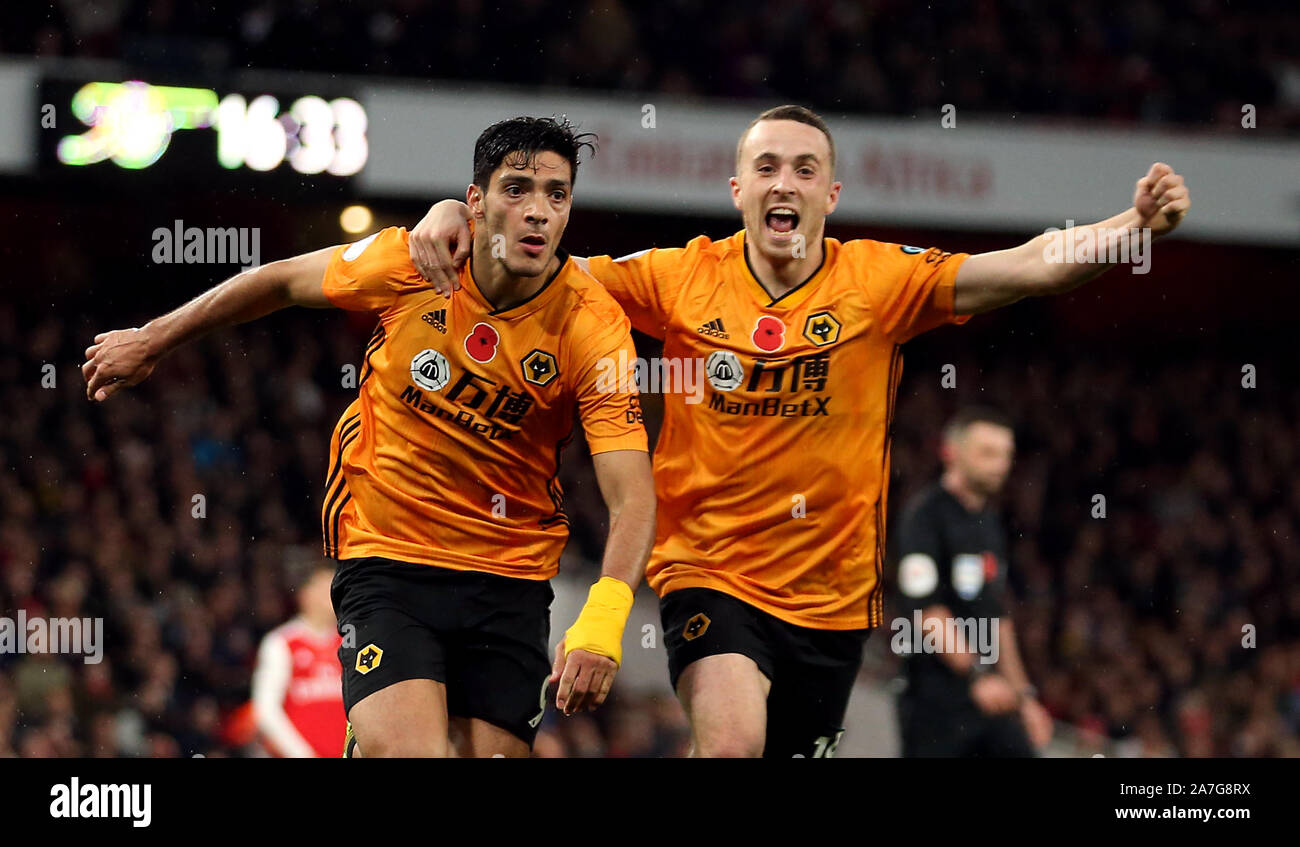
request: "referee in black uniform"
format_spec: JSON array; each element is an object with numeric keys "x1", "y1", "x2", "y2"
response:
[{"x1": 892, "y1": 407, "x2": 1052, "y2": 757}]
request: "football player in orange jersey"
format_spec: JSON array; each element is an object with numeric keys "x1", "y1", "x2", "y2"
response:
[
  {"x1": 82, "y1": 117, "x2": 657, "y2": 758},
  {"x1": 413, "y1": 104, "x2": 1190, "y2": 758}
]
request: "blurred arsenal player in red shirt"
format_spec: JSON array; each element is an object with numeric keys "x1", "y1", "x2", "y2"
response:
[{"x1": 252, "y1": 560, "x2": 346, "y2": 757}]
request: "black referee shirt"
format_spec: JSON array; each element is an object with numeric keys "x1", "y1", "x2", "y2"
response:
[{"x1": 892, "y1": 481, "x2": 1010, "y2": 698}]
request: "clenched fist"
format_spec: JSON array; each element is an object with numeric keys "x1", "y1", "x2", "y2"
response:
[
  {"x1": 1133, "y1": 162, "x2": 1190, "y2": 236},
  {"x1": 83, "y1": 327, "x2": 159, "y2": 402}
]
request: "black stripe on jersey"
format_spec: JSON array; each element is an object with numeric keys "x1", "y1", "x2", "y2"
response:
[
  {"x1": 324, "y1": 424, "x2": 363, "y2": 556},
  {"x1": 325, "y1": 446, "x2": 361, "y2": 558},
  {"x1": 321, "y1": 413, "x2": 362, "y2": 555},
  {"x1": 869, "y1": 344, "x2": 904, "y2": 627},
  {"x1": 358, "y1": 325, "x2": 387, "y2": 386},
  {"x1": 322, "y1": 414, "x2": 362, "y2": 508},
  {"x1": 360, "y1": 322, "x2": 384, "y2": 362},
  {"x1": 539, "y1": 427, "x2": 575, "y2": 528},
  {"x1": 323, "y1": 471, "x2": 355, "y2": 557},
  {"x1": 330, "y1": 492, "x2": 353, "y2": 558}
]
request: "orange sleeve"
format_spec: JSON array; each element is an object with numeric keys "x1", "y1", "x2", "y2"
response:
[
  {"x1": 584, "y1": 247, "x2": 688, "y2": 340},
  {"x1": 322, "y1": 227, "x2": 428, "y2": 314},
  {"x1": 568, "y1": 298, "x2": 649, "y2": 456},
  {"x1": 855, "y1": 242, "x2": 972, "y2": 344}
]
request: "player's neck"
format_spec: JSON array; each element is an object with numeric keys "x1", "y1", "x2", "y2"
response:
[
  {"x1": 942, "y1": 470, "x2": 988, "y2": 513},
  {"x1": 469, "y1": 240, "x2": 557, "y2": 312},
  {"x1": 744, "y1": 234, "x2": 825, "y2": 299}
]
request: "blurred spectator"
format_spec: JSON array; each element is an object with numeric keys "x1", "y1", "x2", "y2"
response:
[
  {"x1": 250, "y1": 556, "x2": 344, "y2": 757},
  {"x1": 2, "y1": 1, "x2": 1297, "y2": 132}
]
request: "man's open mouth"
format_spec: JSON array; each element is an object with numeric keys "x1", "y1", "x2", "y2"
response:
[
  {"x1": 766, "y1": 208, "x2": 799, "y2": 234},
  {"x1": 519, "y1": 234, "x2": 546, "y2": 255}
]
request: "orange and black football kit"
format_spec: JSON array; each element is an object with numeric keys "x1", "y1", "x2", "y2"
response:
[
  {"x1": 323, "y1": 227, "x2": 645, "y2": 744},
  {"x1": 587, "y1": 231, "x2": 970, "y2": 756}
]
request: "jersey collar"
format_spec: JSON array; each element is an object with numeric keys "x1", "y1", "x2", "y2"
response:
[
  {"x1": 733, "y1": 230, "x2": 833, "y2": 311},
  {"x1": 461, "y1": 248, "x2": 570, "y2": 320}
]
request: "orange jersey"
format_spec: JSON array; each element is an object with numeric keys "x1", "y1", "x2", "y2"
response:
[
  {"x1": 587, "y1": 232, "x2": 969, "y2": 629},
  {"x1": 320, "y1": 227, "x2": 646, "y2": 580}
]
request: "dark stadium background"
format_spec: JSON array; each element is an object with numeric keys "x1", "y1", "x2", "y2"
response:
[{"x1": 1, "y1": 0, "x2": 1298, "y2": 758}]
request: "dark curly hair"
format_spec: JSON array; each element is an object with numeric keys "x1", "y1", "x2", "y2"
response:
[{"x1": 472, "y1": 116, "x2": 597, "y2": 188}]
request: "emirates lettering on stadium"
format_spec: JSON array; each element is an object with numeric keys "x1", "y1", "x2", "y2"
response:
[{"x1": 858, "y1": 145, "x2": 993, "y2": 199}]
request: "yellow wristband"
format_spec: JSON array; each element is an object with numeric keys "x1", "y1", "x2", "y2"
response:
[{"x1": 563, "y1": 577, "x2": 635, "y2": 666}]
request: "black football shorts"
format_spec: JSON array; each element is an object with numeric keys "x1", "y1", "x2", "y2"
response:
[
  {"x1": 660, "y1": 587, "x2": 870, "y2": 758},
  {"x1": 331, "y1": 556, "x2": 553, "y2": 747}
]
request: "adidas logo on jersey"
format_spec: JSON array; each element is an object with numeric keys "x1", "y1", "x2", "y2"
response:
[
  {"x1": 422, "y1": 309, "x2": 447, "y2": 333},
  {"x1": 697, "y1": 317, "x2": 729, "y2": 338}
]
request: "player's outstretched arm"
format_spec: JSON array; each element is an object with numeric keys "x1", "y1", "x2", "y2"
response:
[
  {"x1": 82, "y1": 247, "x2": 337, "y2": 402},
  {"x1": 550, "y1": 448, "x2": 656, "y2": 715},
  {"x1": 953, "y1": 162, "x2": 1190, "y2": 315}
]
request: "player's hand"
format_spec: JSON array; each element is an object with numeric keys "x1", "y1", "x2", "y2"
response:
[
  {"x1": 549, "y1": 637, "x2": 617, "y2": 716},
  {"x1": 970, "y1": 673, "x2": 1020, "y2": 715},
  {"x1": 83, "y1": 327, "x2": 159, "y2": 402},
  {"x1": 1132, "y1": 162, "x2": 1190, "y2": 236},
  {"x1": 1020, "y1": 698, "x2": 1053, "y2": 750},
  {"x1": 410, "y1": 200, "x2": 472, "y2": 296}
]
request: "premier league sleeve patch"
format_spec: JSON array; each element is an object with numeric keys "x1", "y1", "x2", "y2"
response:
[{"x1": 951, "y1": 554, "x2": 986, "y2": 600}]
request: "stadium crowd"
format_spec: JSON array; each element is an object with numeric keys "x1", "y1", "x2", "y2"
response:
[
  {"x1": 0, "y1": 296, "x2": 1296, "y2": 757},
  {"x1": 5, "y1": 0, "x2": 1299, "y2": 131}
]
